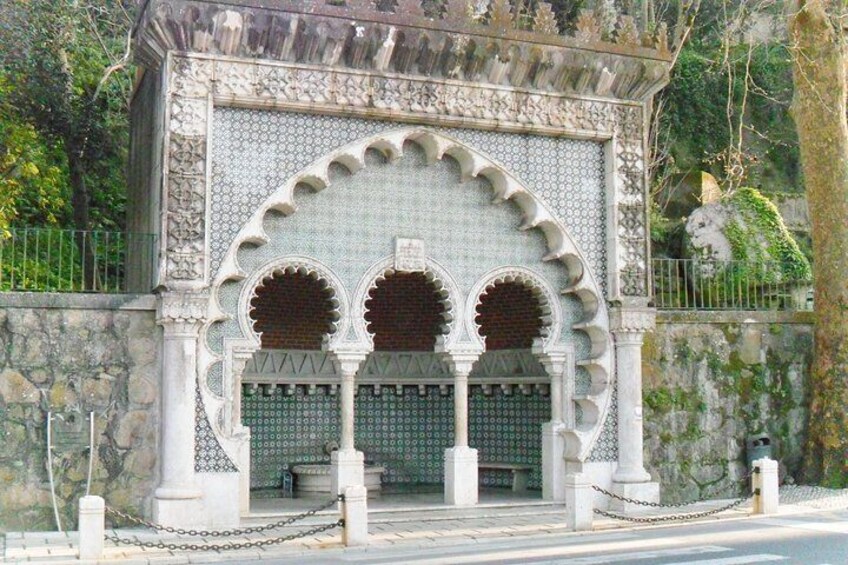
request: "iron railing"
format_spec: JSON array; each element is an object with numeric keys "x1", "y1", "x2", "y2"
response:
[
  {"x1": 652, "y1": 258, "x2": 813, "y2": 311},
  {"x1": 0, "y1": 228, "x2": 157, "y2": 293}
]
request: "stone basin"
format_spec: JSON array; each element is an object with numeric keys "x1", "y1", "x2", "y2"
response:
[{"x1": 291, "y1": 463, "x2": 385, "y2": 495}]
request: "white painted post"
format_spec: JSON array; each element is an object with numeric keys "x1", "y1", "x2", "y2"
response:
[
  {"x1": 564, "y1": 473, "x2": 593, "y2": 531},
  {"x1": 78, "y1": 495, "x2": 105, "y2": 560},
  {"x1": 752, "y1": 458, "x2": 779, "y2": 514},
  {"x1": 342, "y1": 485, "x2": 368, "y2": 547}
]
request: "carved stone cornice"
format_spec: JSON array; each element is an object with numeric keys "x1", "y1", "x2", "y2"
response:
[{"x1": 134, "y1": 0, "x2": 671, "y2": 103}]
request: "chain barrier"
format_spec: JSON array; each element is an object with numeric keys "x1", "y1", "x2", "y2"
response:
[
  {"x1": 105, "y1": 519, "x2": 344, "y2": 552},
  {"x1": 591, "y1": 468, "x2": 757, "y2": 510},
  {"x1": 105, "y1": 494, "x2": 342, "y2": 537},
  {"x1": 593, "y1": 495, "x2": 752, "y2": 524}
]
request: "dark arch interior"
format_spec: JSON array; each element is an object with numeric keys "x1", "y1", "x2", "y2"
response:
[
  {"x1": 249, "y1": 272, "x2": 336, "y2": 350},
  {"x1": 364, "y1": 272, "x2": 446, "y2": 351},
  {"x1": 475, "y1": 282, "x2": 544, "y2": 350}
]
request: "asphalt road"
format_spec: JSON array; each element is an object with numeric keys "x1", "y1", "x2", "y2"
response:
[{"x1": 260, "y1": 510, "x2": 848, "y2": 565}]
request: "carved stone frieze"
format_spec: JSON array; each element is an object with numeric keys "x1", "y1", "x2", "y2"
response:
[
  {"x1": 136, "y1": 2, "x2": 671, "y2": 102},
  {"x1": 170, "y1": 97, "x2": 208, "y2": 136},
  {"x1": 168, "y1": 177, "x2": 206, "y2": 213},
  {"x1": 609, "y1": 306, "x2": 656, "y2": 335},
  {"x1": 214, "y1": 61, "x2": 256, "y2": 97},
  {"x1": 166, "y1": 212, "x2": 205, "y2": 254},
  {"x1": 168, "y1": 134, "x2": 206, "y2": 177},
  {"x1": 167, "y1": 254, "x2": 205, "y2": 281},
  {"x1": 157, "y1": 290, "x2": 210, "y2": 335},
  {"x1": 168, "y1": 54, "x2": 653, "y2": 295}
]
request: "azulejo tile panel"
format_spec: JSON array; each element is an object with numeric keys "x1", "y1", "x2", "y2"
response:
[
  {"x1": 195, "y1": 387, "x2": 237, "y2": 473},
  {"x1": 209, "y1": 109, "x2": 606, "y2": 291},
  {"x1": 242, "y1": 384, "x2": 548, "y2": 490}
]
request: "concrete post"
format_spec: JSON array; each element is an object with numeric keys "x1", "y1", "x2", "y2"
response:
[
  {"x1": 153, "y1": 291, "x2": 205, "y2": 527},
  {"x1": 609, "y1": 306, "x2": 660, "y2": 511},
  {"x1": 752, "y1": 458, "x2": 779, "y2": 515},
  {"x1": 330, "y1": 352, "x2": 367, "y2": 497},
  {"x1": 342, "y1": 485, "x2": 369, "y2": 547},
  {"x1": 78, "y1": 495, "x2": 105, "y2": 560},
  {"x1": 564, "y1": 473, "x2": 593, "y2": 531},
  {"x1": 443, "y1": 353, "x2": 480, "y2": 507}
]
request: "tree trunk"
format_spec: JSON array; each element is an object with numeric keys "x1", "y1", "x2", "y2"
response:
[
  {"x1": 67, "y1": 146, "x2": 98, "y2": 290},
  {"x1": 788, "y1": 0, "x2": 848, "y2": 487}
]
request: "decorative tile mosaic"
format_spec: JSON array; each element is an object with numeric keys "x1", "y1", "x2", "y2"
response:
[
  {"x1": 211, "y1": 142, "x2": 590, "y2": 357},
  {"x1": 209, "y1": 109, "x2": 606, "y2": 291},
  {"x1": 588, "y1": 383, "x2": 619, "y2": 462},
  {"x1": 242, "y1": 384, "x2": 548, "y2": 490},
  {"x1": 195, "y1": 387, "x2": 237, "y2": 472}
]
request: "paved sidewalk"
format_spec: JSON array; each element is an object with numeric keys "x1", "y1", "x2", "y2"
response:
[{"x1": 3, "y1": 486, "x2": 847, "y2": 564}]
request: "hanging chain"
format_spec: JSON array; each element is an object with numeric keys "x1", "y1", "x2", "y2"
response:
[
  {"x1": 105, "y1": 494, "x2": 342, "y2": 537},
  {"x1": 105, "y1": 519, "x2": 343, "y2": 552},
  {"x1": 591, "y1": 469, "x2": 755, "y2": 509},
  {"x1": 593, "y1": 495, "x2": 752, "y2": 524}
]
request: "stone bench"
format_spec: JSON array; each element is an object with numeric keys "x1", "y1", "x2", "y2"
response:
[{"x1": 479, "y1": 462, "x2": 532, "y2": 492}]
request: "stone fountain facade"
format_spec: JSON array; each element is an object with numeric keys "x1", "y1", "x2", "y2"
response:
[{"x1": 128, "y1": 0, "x2": 670, "y2": 528}]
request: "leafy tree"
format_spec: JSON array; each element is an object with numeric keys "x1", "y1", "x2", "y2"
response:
[
  {"x1": 0, "y1": 1, "x2": 134, "y2": 229},
  {"x1": 0, "y1": 0, "x2": 135, "y2": 286},
  {"x1": 0, "y1": 73, "x2": 67, "y2": 233},
  {"x1": 787, "y1": 0, "x2": 848, "y2": 487}
]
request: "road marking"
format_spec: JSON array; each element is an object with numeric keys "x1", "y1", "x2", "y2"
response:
[
  {"x1": 756, "y1": 518, "x2": 848, "y2": 535},
  {"x1": 362, "y1": 544, "x2": 733, "y2": 564},
  {"x1": 663, "y1": 555, "x2": 788, "y2": 565}
]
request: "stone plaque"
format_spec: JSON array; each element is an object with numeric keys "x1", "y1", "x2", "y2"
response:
[{"x1": 394, "y1": 237, "x2": 426, "y2": 272}]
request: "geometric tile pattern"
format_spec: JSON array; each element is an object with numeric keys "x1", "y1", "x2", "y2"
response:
[
  {"x1": 194, "y1": 387, "x2": 237, "y2": 472},
  {"x1": 209, "y1": 108, "x2": 607, "y2": 293},
  {"x1": 243, "y1": 385, "x2": 548, "y2": 490}
]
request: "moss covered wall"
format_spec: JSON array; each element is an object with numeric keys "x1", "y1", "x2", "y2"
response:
[{"x1": 643, "y1": 311, "x2": 812, "y2": 503}]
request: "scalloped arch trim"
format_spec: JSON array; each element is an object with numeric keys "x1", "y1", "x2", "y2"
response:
[{"x1": 213, "y1": 127, "x2": 612, "y2": 462}]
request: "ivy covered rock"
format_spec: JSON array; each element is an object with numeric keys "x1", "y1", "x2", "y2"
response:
[{"x1": 684, "y1": 187, "x2": 811, "y2": 283}]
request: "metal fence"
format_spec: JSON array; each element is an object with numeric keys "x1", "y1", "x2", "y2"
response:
[
  {"x1": 0, "y1": 228, "x2": 157, "y2": 293},
  {"x1": 652, "y1": 258, "x2": 813, "y2": 311}
]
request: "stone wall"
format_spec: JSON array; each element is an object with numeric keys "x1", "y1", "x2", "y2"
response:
[
  {"x1": 0, "y1": 294, "x2": 159, "y2": 531},
  {"x1": 643, "y1": 311, "x2": 812, "y2": 503}
]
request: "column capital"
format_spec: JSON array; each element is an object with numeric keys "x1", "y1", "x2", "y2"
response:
[
  {"x1": 156, "y1": 290, "x2": 209, "y2": 334},
  {"x1": 609, "y1": 306, "x2": 656, "y2": 335},
  {"x1": 329, "y1": 349, "x2": 369, "y2": 377},
  {"x1": 533, "y1": 343, "x2": 573, "y2": 377},
  {"x1": 441, "y1": 349, "x2": 482, "y2": 377}
]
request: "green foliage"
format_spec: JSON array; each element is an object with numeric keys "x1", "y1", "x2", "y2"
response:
[
  {"x1": 656, "y1": 43, "x2": 800, "y2": 194},
  {"x1": 726, "y1": 187, "x2": 812, "y2": 281},
  {"x1": 0, "y1": 0, "x2": 135, "y2": 232},
  {"x1": 0, "y1": 74, "x2": 68, "y2": 232}
]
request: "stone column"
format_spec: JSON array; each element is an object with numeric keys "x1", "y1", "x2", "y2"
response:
[
  {"x1": 610, "y1": 306, "x2": 659, "y2": 510},
  {"x1": 330, "y1": 351, "x2": 368, "y2": 496},
  {"x1": 444, "y1": 353, "x2": 480, "y2": 507},
  {"x1": 153, "y1": 291, "x2": 206, "y2": 527},
  {"x1": 538, "y1": 348, "x2": 571, "y2": 502}
]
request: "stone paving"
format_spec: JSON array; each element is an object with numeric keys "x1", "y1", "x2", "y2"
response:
[{"x1": 3, "y1": 486, "x2": 847, "y2": 565}]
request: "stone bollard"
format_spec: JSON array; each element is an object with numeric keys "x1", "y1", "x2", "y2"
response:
[
  {"x1": 564, "y1": 473, "x2": 593, "y2": 531},
  {"x1": 78, "y1": 495, "x2": 105, "y2": 560},
  {"x1": 342, "y1": 485, "x2": 368, "y2": 547},
  {"x1": 752, "y1": 458, "x2": 779, "y2": 514}
]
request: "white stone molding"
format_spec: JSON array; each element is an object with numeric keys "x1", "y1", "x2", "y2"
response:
[
  {"x1": 236, "y1": 255, "x2": 350, "y2": 350},
  {"x1": 467, "y1": 266, "x2": 564, "y2": 351},
  {"x1": 169, "y1": 53, "x2": 649, "y2": 301},
  {"x1": 351, "y1": 255, "x2": 465, "y2": 354},
  {"x1": 208, "y1": 127, "x2": 614, "y2": 462}
]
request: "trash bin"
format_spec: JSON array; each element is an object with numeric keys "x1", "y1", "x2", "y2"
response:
[{"x1": 746, "y1": 434, "x2": 773, "y2": 468}]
